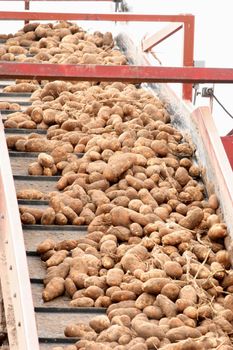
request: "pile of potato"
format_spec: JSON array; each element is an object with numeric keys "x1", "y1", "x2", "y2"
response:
[
  {"x1": 0, "y1": 102, "x2": 21, "y2": 111},
  {"x1": 0, "y1": 21, "x2": 126, "y2": 70},
  {"x1": 3, "y1": 21, "x2": 233, "y2": 349},
  {"x1": 20, "y1": 81, "x2": 232, "y2": 348}
]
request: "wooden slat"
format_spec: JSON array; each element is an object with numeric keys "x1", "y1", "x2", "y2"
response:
[
  {"x1": 36, "y1": 309, "x2": 105, "y2": 339},
  {"x1": 14, "y1": 176, "x2": 59, "y2": 193},
  {"x1": 27, "y1": 256, "x2": 46, "y2": 280},
  {"x1": 32, "y1": 283, "x2": 71, "y2": 309},
  {"x1": 10, "y1": 156, "x2": 36, "y2": 175},
  {"x1": 24, "y1": 228, "x2": 87, "y2": 252}
]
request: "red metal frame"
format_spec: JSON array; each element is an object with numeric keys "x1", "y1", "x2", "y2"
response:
[
  {"x1": 1, "y1": 63, "x2": 233, "y2": 84},
  {"x1": 142, "y1": 21, "x2": 194, "y2": 101},
  {"x1": 0, "y1": 11, "x2": 195, "y2": 100},
  {"x1": 221, "y1": 136, "x2": 233, "y2": 170},
  {"x1": 142, "y1": 23, "x2": 183, "y2": 52}
]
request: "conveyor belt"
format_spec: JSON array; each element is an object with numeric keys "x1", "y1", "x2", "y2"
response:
[{"x1": 0, "y1": 87, "x2": 106, "y2": 349}]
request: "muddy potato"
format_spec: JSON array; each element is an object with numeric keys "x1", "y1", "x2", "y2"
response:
[
  {"x1": 89, "y1": 315, "x2": 110, "y2": 333},
  {"x1": 41, "y1": 208, "x2": 56, "y2": 225}
]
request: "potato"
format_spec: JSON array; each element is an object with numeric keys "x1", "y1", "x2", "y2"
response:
[
  {"x1": 143, "y1": 278, "x2": 170, "y2": 295},
  {"x1": 208, "y1": 194, "x2": 219, "y2": 210},
  {"x1": 64, "y1": 323, "x2": 96, "y2": 338},
  {"x1": 161, "y1": 283, "x2": 180, "y2": 301},
  {"x1": 151, "y1": 140, "x2": 168, "y2": 156},
  {"x1": 179, "y1": 285, "x2": 197, "y2": 304},
  {"x1": 107, "y1": 226, "x2": 131, "y2": 241},
  {"x1": 21, "y1": 212, "x2": 36, "y2": 225},
  {"x1": 70, "y1": 297, "x2": 94, "y2": 307},
  {"x1": 208, "y1": 223, "x2": 227, "y2": 240},
  {"x1": 166, "y1": 326, "x2": 201, "y2": 342},
  {"x1": 179, "y1": 207, "x2": 204, "y2": 229},
  {"x1": 65, "y1": 277, "x2": 77, "y2": 298},
  {"x1": 55, "y1": 212, "x2": 68, "y2": 225},
  {"x1": 28, "y1": 162, "x2": 43, "y2": 176},
  {"x1": 38, "y1": 153, "x2": 55, "y2": 168},
  {"x1": 41, "y1": 208, "x2": 56, "y2": 225},
  {"x1": 46, "y1": 250, "x2": 68, "y2": 267},
  {"x1": 162, "y1": 230, "x2": 192, "y2": 245},
  {"x1": 131, "y1": 317, "x2": 165, "y2": 340},
  {"x1": 175, "y1": 167, "x2": 190, "y2": 186},
  {"x1": 95, "y1": 296, "x2": 111, "y2": 308},
  {"x1": 121, "y1": 246, "x2": 148, "y2": 273},
  {"x1": 42, "y1": 277, "x2": 65, "y2": 301},
  {"x1": 43, "y1": 261, "x2": 70, "y2": 285},
  {"x1": 121, "y1": 279, "x2": 143, "y2": 296},
  {"x1": 135, "y1": 293, "x2": 156, "y2": 309},
  {"x1": 164, "y1": 261, "x2": 183, "y2": 279},
  {"x1": 143, "y1": 305, "x2": 163, "y2": 320},
  {"x1": 19, "y1": 206, "x2": 43, "y2": 222},
  {"x1": 89, "y1": 315, "x2": 110, "y2": 333},
  {"x1": 17, "y1": 189, "x2": 44, "y2": 200},
  {"x1": 108, "y1": 307, "x2": 140, "y2": 321},
  {"x1": 84, "y1": 286, "x2": 104, "y2": 300},
  {"x1": 111, "y1": 290, "x2": 136, "y2": 302},
  {"x1": 106, "y1": 268, "x2": 124, "y2": 287},
  {"x1": 103, "y1": 153, "x2": 136, "y2": 181},
  {"x1": 156, "y1": 294, "x2": 177, "y2": 317},
  {"x1": 216, "y1": 250, "x2": 231, "y2": 268},
  {"x1": 37, "y1": 239, "x2": 55, "y2": 254}
]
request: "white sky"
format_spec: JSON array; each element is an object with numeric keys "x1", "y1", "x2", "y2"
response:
[{"x1": 1, "y1": 0, "x2": 233, "y2": 135}]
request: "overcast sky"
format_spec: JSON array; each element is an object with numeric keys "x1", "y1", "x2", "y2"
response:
[{"x1": 1, "y1": 0, "x2": 233, "y2": 135}]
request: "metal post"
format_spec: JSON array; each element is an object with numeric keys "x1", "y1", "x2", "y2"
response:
[
  {"x1": 24, "y1": 0, "x2": 30, "y2": 24},
  {"x1": 183, "y1": 15, "x2": 195, "y2": 100}
]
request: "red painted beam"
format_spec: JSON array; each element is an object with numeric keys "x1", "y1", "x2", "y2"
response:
[
  {"x1": 221, "y1": 136, "x2": 233, "y2": 170},
  {"x1": 142, "y1": 23, "x2": 183, "y2": 52},
  {"x1": 1, "y1": 63, "x2": 233, "y2": 83},
  {"x1": 183, "y1": 15, "x2": 195, "y2": 100},
  {"x1": 0, "y1": 11, "x2": 194, "y2": 22}
]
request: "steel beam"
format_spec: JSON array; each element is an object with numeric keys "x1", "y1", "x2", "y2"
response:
[{"x1": 1, "y1": 63, "x2": 233, "y2": 84}]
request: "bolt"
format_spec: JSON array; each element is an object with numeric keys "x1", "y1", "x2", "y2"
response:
[
  {"x1": 18, "y1": 322, "x2": 21, "y2": 327},
  {"x1": 0, "y1": 214, "x2": 4, "y2": 219},
  {"x1": 9, "y1": 265, "x2": 12, "y2": 270}
]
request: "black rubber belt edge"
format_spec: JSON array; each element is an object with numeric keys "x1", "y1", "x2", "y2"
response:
[
  {"x1": 18, "y1": 199, "x2": 49, "y2": 205},
  {"x1": 22, "y1": 224, "x2": 88, "y2": 231},
  {"x1": 35, "y1": 306, "x2": 106, "y2": 313},
  {"x1": 27, "y1": 251, "x2": 39, "y2": 256},
  {"x1": 30, "y1": 278, "x2": 43, "y2": 284},
  {"x1": 9, "y1": 151, "x2": 83, "y2": 158},
  {"x1": 14, "y1": 174, "x2": 61, "y2": 181},
  {"x1": 5, "y1": 128, "x2": 47, "y2": 134},
  {"x1": 39, "y1": 337, "x2": 78, "y2": 344},
  {"x1": 0, "y1": 92, "x2": 32, "y2": 97},
  {"x1": 0, "y1": 109, "x2": 23, "y2": 114}
]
